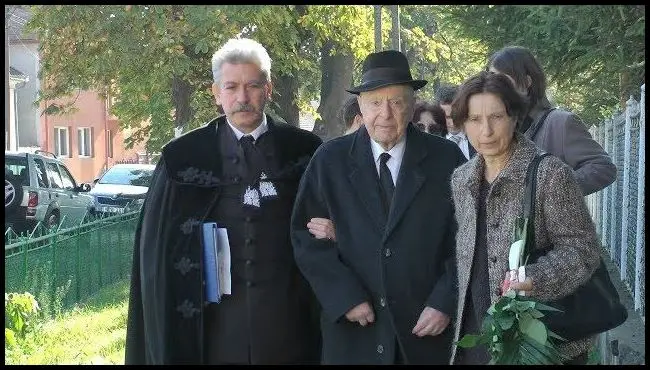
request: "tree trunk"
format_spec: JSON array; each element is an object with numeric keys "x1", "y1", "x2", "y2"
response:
[
  {"x1": 272, "y1": 73, "x2": 299, "y2": 125},
  {"x1": 269, "y1": 4, "x2": 306, "y2": 126},
  {"x1": 171, "y1": 76, "x2": 194, "y2": 137},
  {"x1": 312, "y1": 41, "x2": 354, "y2": 140},
  {"x1": 390, "y1": 5, "x2": 400, "y2": 51},
  {"x1": 374, "y1": 5, "x2": 383, "y2": 52},
  {"x1": 619, "y1": 70, "x2": 631, "y2": 110},
  {"x1": 170, "y1": 5, "x2": 195, "y2": 138}
]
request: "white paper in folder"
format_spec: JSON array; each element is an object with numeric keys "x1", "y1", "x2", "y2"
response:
[{"x1": 216, "y1": 227, "x2": 231, "y2": 295}]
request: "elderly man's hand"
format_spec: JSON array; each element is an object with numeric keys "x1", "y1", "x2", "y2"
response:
[
  {"x1": 307, "y1": 217, "x2": 336, "y2": 241},
  {"x1": 412, "y1": 306, "x2": 450, "y2": 337},
  {"x1": 345, "y1": 302, "x2": 375, "y2": 326}
]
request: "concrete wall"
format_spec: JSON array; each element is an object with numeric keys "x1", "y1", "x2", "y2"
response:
[{"x1": 8, "y1": 39, "x2": 41, "y2": 148}]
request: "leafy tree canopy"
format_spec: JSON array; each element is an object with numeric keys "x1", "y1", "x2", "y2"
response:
[{"x1": 442, "y1": 5, "x2": 645, "y2": 125}]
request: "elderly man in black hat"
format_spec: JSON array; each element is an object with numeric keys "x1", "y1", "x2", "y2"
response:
[{"x1": 291, "y1": 50, "x2": 466, "y2": 364}]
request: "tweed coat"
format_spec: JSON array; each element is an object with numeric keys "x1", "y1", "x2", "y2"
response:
[
  {"x1": 449, "y1": 133, "x2": 602, "y2": 364},
  {"x1": 524, "y1": 98, "x2": 616, "y2": 196}
]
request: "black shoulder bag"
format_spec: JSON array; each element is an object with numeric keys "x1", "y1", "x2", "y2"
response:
[{"x1": 522, "y1": 153, "x2": 628, "y2": 342}]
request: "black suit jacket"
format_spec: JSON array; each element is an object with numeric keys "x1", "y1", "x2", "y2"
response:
[
  {"x1": 125, "y1": 115, "x2": 322, "y2": 364},
  {"x1": 291, "y1": 123, "x2": 466, "y2": 364}
]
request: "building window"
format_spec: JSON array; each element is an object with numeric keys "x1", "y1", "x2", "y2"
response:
[
  {"x1": 78, "y1": 127, "x2": 93, "y2": 157},
  {"x1": 106, "y1": 130, "x2": 113, "y2": 158},
  {"x1": 54, "y1": 127, "x2": 70, "y2": 157}
]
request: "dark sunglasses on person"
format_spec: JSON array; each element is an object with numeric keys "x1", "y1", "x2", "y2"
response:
[{"x1": 415, "y1": 122, "x2": 444, "y2": 136}]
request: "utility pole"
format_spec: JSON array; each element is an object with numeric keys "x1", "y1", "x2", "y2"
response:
[
  {"x1": 390, "y1": 5, "x2": 400, "y2": 52},
  {"x1": 374, "y1": 5, "x2": 382, "y2": 52}
]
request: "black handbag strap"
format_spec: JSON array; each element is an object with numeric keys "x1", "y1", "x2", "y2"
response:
[
  {"x1": 522, "y1": 152, "x2": 552, "y2": 256},
  {"x1": 527, "y1": 108, "x2": 555, "y2": 140}
]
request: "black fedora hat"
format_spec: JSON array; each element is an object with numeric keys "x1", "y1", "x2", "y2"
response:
[{"x1": 347, "y1": 50, "x2": 427, "y2": 94}]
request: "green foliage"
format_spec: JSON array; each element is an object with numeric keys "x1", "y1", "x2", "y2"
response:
[
  {"x1": 5, "y1": 280, "x2": 130, "y2": 365},
  {"x1": 457, "y1": 290, "x2": 567, "y2": 365},
  {"x1": 301, "y1": 5, "x2": 374, "y2": 61},
  {"x1": 443, "y1": 5, "x2": 645, "y2": 125},
  {"x1": 5, "y1": 292, "x2": 41, "y2": 349},
  {"x1": 397, "y1": 6, "x2": 487, "y2": 102},
  {"x1": 26, "y1": 5, "x2": 641, "y2": 150}
]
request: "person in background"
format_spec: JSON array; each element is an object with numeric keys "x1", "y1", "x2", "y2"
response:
[
  {"x1": 487, "y1": 45, "x2": 616, "y2": 195},
  {"x1": 125, "y1": 37, "x2": 322, "y2": 365},
  {"x1": 291, "y1": 50, "x2": 465, "y2": 365},
  {"x1": 448, "y1": 71, "x2": 600, "y2": 365},
  {"x1": 413, "y1": 99, "x2": 447, "y2": 137},
  {"x1": 340, "y1": 95, "x2": 364, "y2": 135},
  {"x1": 436, "y1": 84, "x2": 476, "y2": 160}
]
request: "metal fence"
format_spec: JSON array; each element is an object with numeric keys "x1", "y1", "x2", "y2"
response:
[
  {"x1": 4, "y1": 211, "x2": 139, "y2": 318},
  {"x1": 586, "y1": 84, "x2": 645, "y2": 319}
]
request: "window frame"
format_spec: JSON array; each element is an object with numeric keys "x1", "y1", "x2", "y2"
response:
[
  {"x1": 106, "y1": 129, "x2": 113, "y2": 158},
  {"x1": 78, "y1": 127, "x2": 93, "y2": 158},
  {"x1": 54, "y1": 126, "x2": 70, "y2": 157}
]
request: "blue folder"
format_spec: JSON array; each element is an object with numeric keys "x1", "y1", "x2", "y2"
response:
[{"x1": 202, "y1": 222, "x2": 221, "y2": 303}]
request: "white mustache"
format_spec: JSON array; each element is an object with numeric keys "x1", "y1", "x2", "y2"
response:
[{"x1": 234, "y1": 104, "x2": 255, "y2": 113}]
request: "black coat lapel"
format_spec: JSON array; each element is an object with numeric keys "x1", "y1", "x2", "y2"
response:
[
  {"x1": 384, "y1": 125, "x2": 426, "y2": 240},
  {"x1": 348, "y1": 126, "x2": 387, "y2": 234}
]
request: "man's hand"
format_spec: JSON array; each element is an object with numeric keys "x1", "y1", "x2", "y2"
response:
[
  {"x1": 345, "y1": 302, "x2": 375, "y2": 326},
  {"x1": 412, "y1": 306, "x2": 450, "y2": 337},
  {"x1": 307, "y1": 217, "x2": 336, "y2": 241}
]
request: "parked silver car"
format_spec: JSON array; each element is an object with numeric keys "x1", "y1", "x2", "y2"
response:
[
  {"x1": 5, "y1": 150, "x2": 95, "y2": 232},
  {"x1": 89, "y1": 163, "x2": 156, "y2": 216}
]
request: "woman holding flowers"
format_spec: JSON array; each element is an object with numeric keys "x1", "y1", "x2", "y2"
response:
[{"x1": 449, "y1": 71, "x2": 601, "y2": 365}]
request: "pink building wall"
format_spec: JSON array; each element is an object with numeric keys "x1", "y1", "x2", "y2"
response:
[{"x1": 40, "y1": 90, "x2": 148, "y2": 184}]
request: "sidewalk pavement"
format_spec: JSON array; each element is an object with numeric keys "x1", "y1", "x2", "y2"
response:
[{"x1": 597, "y1": 253, "x2": 645, "y2": 365}]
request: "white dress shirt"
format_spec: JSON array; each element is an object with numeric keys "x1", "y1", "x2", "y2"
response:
[
  {"x1": 369, "y1": 136, "x2": 406, "y2": 186},
  {"x1": 446, "y1": 131, "x2": 471, "y2": 160},
  {"x1": 226, "y1": 115, "x2": 268, "y2": 141}
]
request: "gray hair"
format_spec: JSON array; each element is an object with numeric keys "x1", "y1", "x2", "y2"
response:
[{"x1": 211, "y1": 38, "x2": 272, "y2": 85}]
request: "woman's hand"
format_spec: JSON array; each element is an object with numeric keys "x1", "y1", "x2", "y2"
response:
[
  {"x1": 307, "y1": 217, "x2": 336, "y2": 241},
  {"x1": 502, "y1": 270, "x2": 533, "y2": 295},
  {"x1": 509, "y1": 277, "x2": 533, "y2": 292}
]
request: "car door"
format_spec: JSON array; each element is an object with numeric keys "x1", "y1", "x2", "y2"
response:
[
  {"x1": 45, "y1": 161, "x2": 75, "y2": 228},
  {"x1": 32, "y1": 157, "x2": 52, "y2": 222},
  {"x1": 57, "y1": 163, "x2": 89, "y2": 227}
]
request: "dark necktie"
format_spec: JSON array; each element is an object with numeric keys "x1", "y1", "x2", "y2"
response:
[
  {"x1": 379, "y1": 152, "x2": 394, "y2": 216},
  {"x1": 240, "y1": 135, "x2": 256, "y2": 174}
]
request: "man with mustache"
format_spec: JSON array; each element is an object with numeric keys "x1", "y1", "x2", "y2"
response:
[{"x1": 125, "y1": 38, "x2": 323, "y2": 364}]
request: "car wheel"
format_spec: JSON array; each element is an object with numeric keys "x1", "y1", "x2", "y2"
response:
[
  {"x1": 44, "y1": 210, "x2": 60, "y2": 230},
  {"x1": 83, "y1": 208, "x2": 97, "y2": 224},
  {"x1": 5, "y1": 173, "x2": 24, "y2": 214}
]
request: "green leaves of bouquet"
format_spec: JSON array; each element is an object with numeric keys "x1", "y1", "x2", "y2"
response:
[
  {"x1": 456, "y1": 290, "x2": 567, "y2": 364},
  {"x1": 456, "y1": 217, "x2": 568, "y2": 364}
]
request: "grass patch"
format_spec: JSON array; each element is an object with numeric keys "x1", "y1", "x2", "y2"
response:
[{"x1": 6, "y1": 279, "x2": 130, "y2": 365}]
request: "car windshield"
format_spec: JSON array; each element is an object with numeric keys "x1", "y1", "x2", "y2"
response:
[{"x1": 99, "y1": 166, "x2": 154, "y2": 187}]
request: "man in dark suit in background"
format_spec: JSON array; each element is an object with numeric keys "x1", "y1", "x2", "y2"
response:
[
  {"x1": 291, "y1": 50, "x2": 466, "y2": 365},
  {"x1": 436, "y1": 84, "x2": 477, "y2": 159}
]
